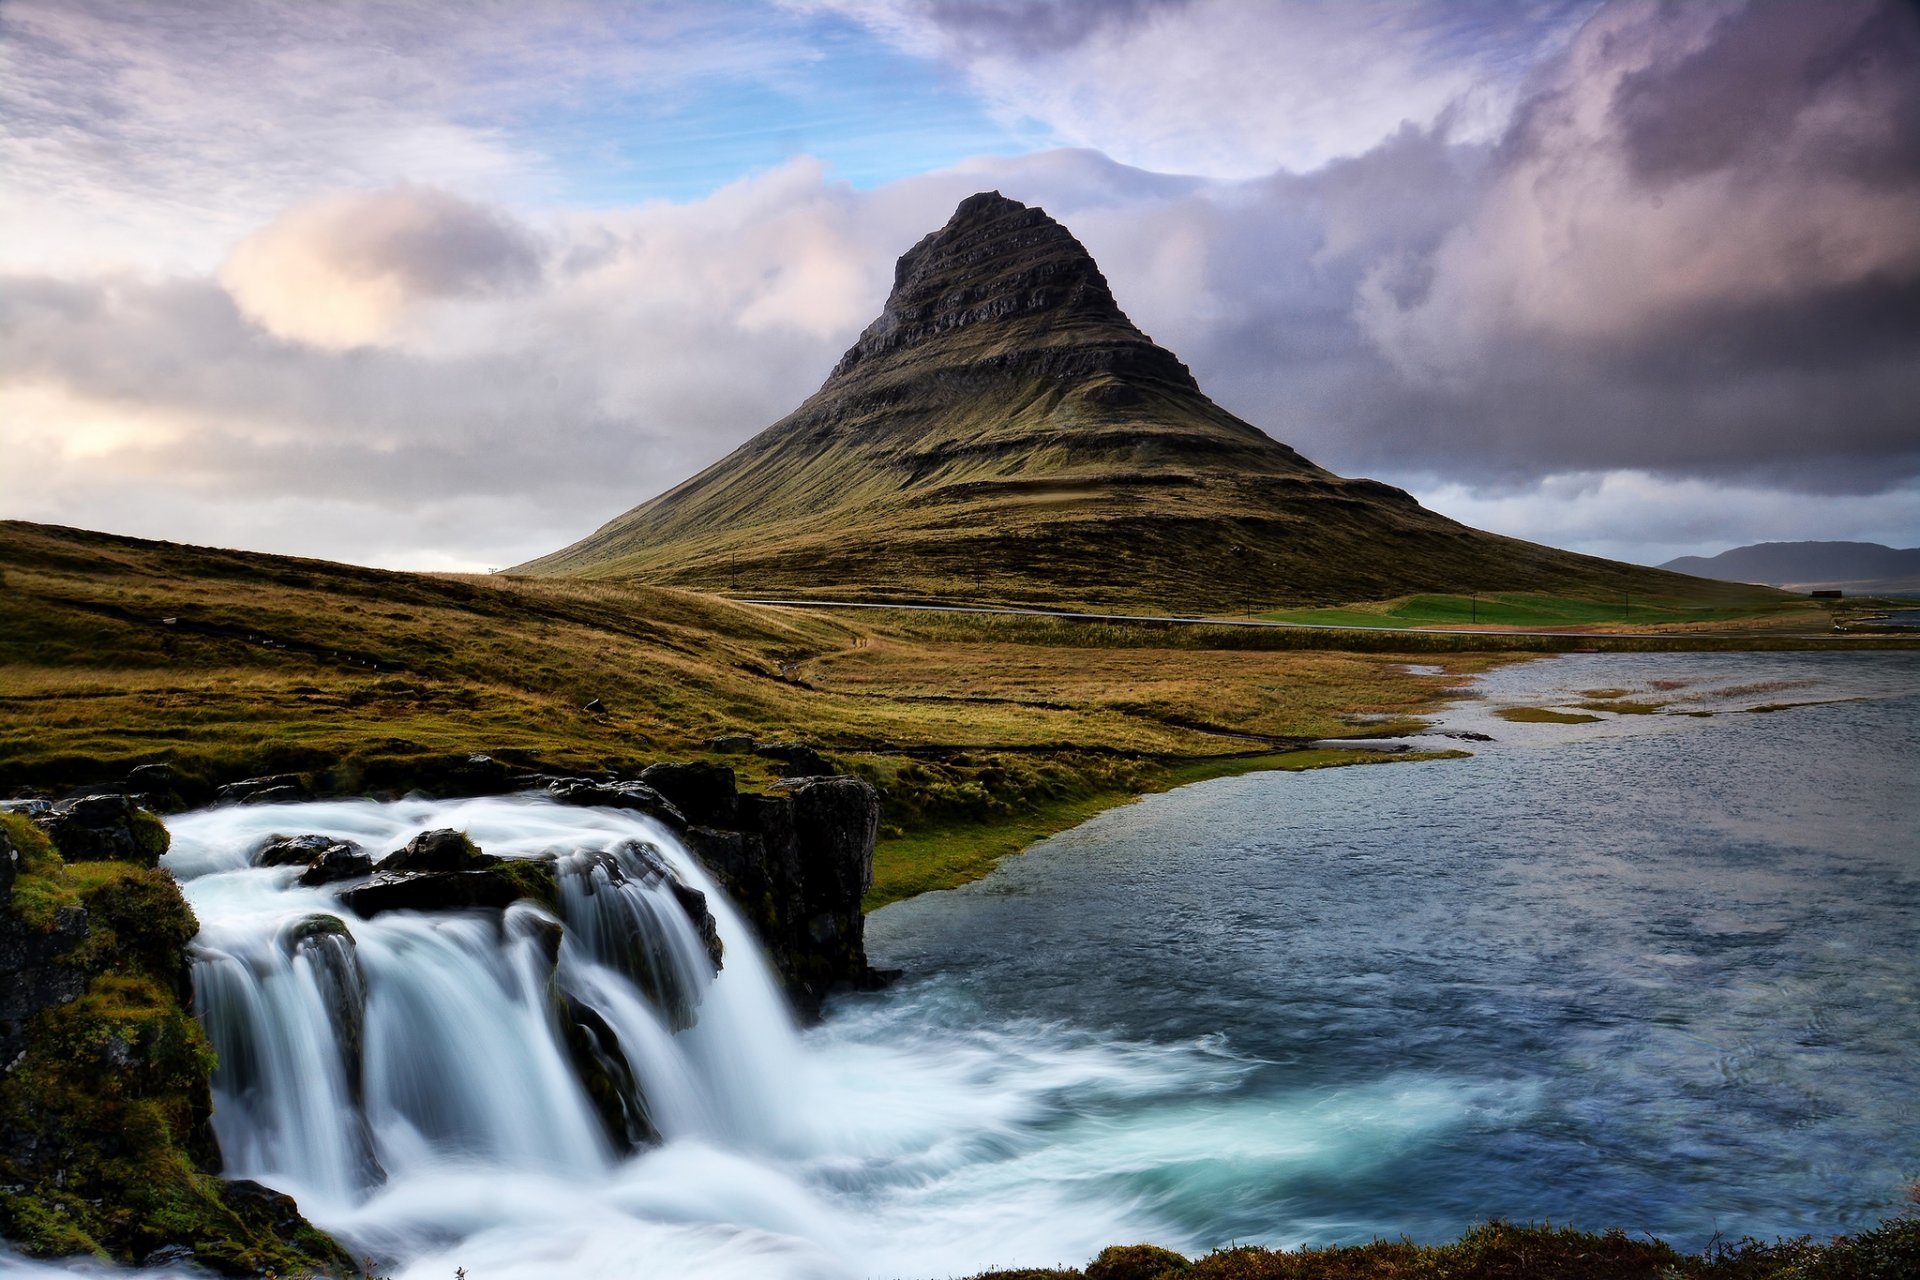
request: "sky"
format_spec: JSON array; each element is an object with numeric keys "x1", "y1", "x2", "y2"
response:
[{"x1": 3, "y1": 0, "x2": 1917, "y2": 573}]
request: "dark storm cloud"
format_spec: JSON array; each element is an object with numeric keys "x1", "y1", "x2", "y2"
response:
[{"x1": 1333, "y1": 0, "x2": 1920, "y2": 491}]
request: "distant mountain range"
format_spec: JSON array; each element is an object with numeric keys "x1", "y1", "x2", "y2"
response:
[
  {"x1": 520, "y1": 192, "x2": 1771, "y2": 613},
  {"x1": 1661, "y1": 542, "x2": 1920, "y2": 594}
]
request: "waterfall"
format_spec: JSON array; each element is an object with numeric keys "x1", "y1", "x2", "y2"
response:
[
  {"x1": 153, "y1": 795, "x2": 1255, "y2": 1280},
  {"x1": 170, "y1": 799, "x2": 812, "y2": 1223}
]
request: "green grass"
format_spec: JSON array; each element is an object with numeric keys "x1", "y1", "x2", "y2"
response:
[
  {"x1": 1, "y1": 521, "x2": 1506, "y2": 904},
  {"x1": 1262, "y1": 591, "x2": 1811, "y2": 631}
]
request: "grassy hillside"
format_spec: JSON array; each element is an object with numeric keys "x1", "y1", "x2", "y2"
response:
[
  {"x1": 520, "y1": 193, "x2": 1786, "y2": 616},
  {"x1": 3, "y1": 522, "x2": 1900, "y2": 903},
  {"x1": 2, "y1": 521, "x2": 1509, "y2": 903}
]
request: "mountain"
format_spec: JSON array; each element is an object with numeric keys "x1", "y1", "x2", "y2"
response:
[
  {"x1": 1662, "y1": 542, "x2": 1920, "y2": 594},
  {"x1": 520, "y1": 192, "x2": 1765, "y2": 612}
]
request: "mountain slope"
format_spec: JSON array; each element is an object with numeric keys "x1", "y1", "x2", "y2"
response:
[
  {"x1": 521, "y1": 192, "x2": 1769, "y2": 612},
  {"x1": 1663, "y1": 541, "x2": 1920, "y2": 593}
]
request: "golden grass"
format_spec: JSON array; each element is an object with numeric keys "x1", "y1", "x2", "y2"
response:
[{"x1": 2, "y1": 521, "x2": 1506, "y2": 901}]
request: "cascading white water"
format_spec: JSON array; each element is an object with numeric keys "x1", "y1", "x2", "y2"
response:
[{"x1": 157, "y1": 796, "x2": 1261, "y2": 1280}]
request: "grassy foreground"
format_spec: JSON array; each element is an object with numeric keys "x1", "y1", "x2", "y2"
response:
[
  {"x1": 2, "y1": 521, "x2": 1506, "y2": 902},
  {"x1": 962, "y1": 1217, "x2": 1920, "y2": 1280}
]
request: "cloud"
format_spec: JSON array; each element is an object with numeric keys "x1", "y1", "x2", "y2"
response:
[
  {"x1": 4, "y1": 0, "x2": 1917, "y2": 571},
  {"x1": 221, "y1": 187, "x2": 544, "y2": 349},
  {"x1": 1349, "y1": 0, "x2": 1920, "y2": 483},
  {"x1": 808, "y1": 0, "x2": 1599, "y2": 175}
]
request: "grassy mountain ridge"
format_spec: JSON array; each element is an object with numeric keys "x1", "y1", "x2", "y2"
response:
[{"x1": 521, "y1": 192, "x2": 1773, "y2": 613}]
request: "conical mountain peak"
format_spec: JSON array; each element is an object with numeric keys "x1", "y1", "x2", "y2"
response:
[
  {"x1": 825, "y1": 191, "x2": 1198, "y2": 391},
  {"x1": 520, "y1": 195, "x2": 1686, "y2": 615}
]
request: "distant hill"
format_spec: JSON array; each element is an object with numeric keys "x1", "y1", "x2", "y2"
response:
[
  {"x1": 520, "y1": 192, "x2": 1772, "y2": 613},
  {"x1": 1661, "y1": 542, "x2": 1920, "y2": 594}
]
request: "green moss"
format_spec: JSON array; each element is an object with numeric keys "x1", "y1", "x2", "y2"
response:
[
  {"x1": 3, "y1": 811, "x2": 81, "y2": 932},
  {"x1": 495, "y1": 856, "x2": 561, "y2": 911},
  {"x1": 0, "y1": 820, "x2": 355, "y2": 1275},
  {"x1": 130, "y1": 807, "x2": 172, "y2": 861}
]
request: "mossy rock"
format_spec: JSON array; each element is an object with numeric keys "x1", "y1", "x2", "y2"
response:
[
  {"x1": 0, "y1": 820, "x2": 356, "y2": 1275},
  {"x1": 1086, "y1": 1243, "x2": 1190, "y2": 1280}
]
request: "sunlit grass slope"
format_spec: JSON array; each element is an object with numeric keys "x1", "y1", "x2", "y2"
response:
[{"x1": 2, "y1": 520, "x2": 1501, "y2": 902}]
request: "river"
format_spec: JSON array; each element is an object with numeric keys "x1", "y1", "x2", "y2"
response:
[{"x1": 12, "y1": 651, "x2": 1917, "y2": 1278}]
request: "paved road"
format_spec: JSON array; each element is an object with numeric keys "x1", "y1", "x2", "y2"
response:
[{"x1": 731, "y1": 597, "x2": 1728, "y2": 641}]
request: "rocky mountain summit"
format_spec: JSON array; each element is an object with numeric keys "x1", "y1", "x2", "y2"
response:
[{"x1": 521, "y1": 191, "x2": 1715, "y2": 610}]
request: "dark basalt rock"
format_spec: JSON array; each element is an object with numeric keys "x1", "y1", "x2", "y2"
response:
[
  {"x1": 638, "y1": 762, "x2": 738, "y2": 826},
  {"x1": 339, "y1": 864, "x2": 553, "y2": 918},
  {"x1": 374, "y1": 827, "x2": 495, "y2": 873},
  {"x1": 676, "y1": 772, "x2": 887, "y2": 1019},
  {"x1": 299, "y1": 844, "x2": 373, "y2": 886},
  {"x1": 546, "y1": 778, "x2": 687, "y2": 831},
  {"x1": 256, "y1": 834, "x2": 372, "y2": 885},
  {"x1": 557, "y1": 991, "x2": 657, "y2": 1153},
  {"x1": 30, "y1": 793, "x2": 170, "y2": 867}
]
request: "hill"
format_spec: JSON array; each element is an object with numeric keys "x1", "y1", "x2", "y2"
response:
[
  {"x1": 1662, "y1": 541, "x2": 1920, "y2": 594},
  {"x1": 520, "y1": 191, "x2": 1768, "y2": 613}
]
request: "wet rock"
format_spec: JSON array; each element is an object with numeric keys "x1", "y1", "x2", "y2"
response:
[
  {"x1": 546, "y1": 779, "x2": 687, "y2": 832},
  {"x1": 687, "y1": 775, "x2": 885, "y2": 1019},
  {"x1": 215, "y1": 774, "x2": 311, "y2": 806},
  {"x1": 341, "y1": 869, "x2": 521, "y2": 917},
  {"x1": 299, "y1": 844, "x2": 373, "y2": 887},
  {"x1": 255, "y1": 834, "x2": 338, "y2": 868},
  {"x1": 255, "y1": 834, "x2": 373, "y2": 885},
  {"x1": 337, "y1": 844, "x2": 560, "y2": 917},
  {"x1": 582, "y1": 697, "x2": 605, "y2": 713},
  {"x1": 374, "y1": 828, "x2": 494, "y2": 873},
  {"x1": 557, "y1": 991, "x2": 657, "y2": 1153}
]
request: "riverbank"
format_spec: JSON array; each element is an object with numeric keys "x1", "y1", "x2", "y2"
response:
[{"x1": 956, "y1": 1216, "x2": 1920, "y2": 1279}]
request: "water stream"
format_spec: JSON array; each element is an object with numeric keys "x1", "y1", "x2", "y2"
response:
[{"x1": 12, "y1": 651, "x2": 1918, "y2": 1277}]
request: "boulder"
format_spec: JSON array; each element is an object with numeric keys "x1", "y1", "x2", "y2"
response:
[
  {"x1": 31, "y1": 793, "x2": 170, "y2": 867},
  {"x1": 374, "y1": 828, "x2": 494, "y2": 873},
  {"x1": 340, "y1": 869, "x2": 524, "y2": 917},
  {"x1": 299, "y1": 844, "x2": 373, "y2": 887},
  {"x1": 254, "y1": 834, "x2": 339, "y2": 868}
]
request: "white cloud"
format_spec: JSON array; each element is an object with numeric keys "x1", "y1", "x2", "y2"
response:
[
  {"x1": 807, "y1": 0, "x2": 1596, "y2": 176},
  {"x1": 221, "y1": 187, "x2": 544, "y2": 349},
  {"x1": 1411, "y1": 471, "x2": 1920, "y2": 566}
]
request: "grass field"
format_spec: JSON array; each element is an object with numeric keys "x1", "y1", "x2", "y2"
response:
[
  {"x1": 1, "y1": 522, "x2": 1506, "y2": 902},
  {"x1": 4, "y1": 522, "x2": 1912, "y2": 904},
  {"x1": 1260, "y1": 591, "x2": 1823, "y2": 631}
]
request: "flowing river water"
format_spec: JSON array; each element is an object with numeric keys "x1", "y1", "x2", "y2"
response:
[{"x1": 15, "y1": 651, "x2": 1920, "y2": 1278}]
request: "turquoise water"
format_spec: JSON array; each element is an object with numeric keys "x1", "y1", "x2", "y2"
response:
[{"x1": 860, "y1": 651, "x2": 1920, "y2": 1254}]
